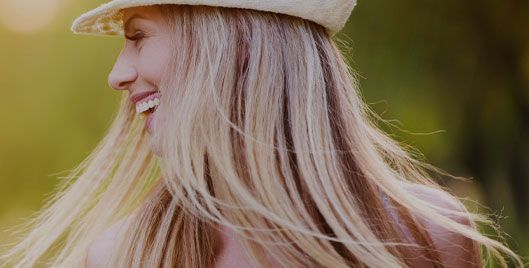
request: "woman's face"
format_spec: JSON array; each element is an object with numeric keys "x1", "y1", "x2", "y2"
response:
[{"x1": 108, "y1": 6, "x2": 171, "y2": 136}]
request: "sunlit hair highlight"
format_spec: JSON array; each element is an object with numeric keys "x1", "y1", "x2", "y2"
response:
[{"x1": 1, "y1": 4, "x2": 523, "y2": 268}]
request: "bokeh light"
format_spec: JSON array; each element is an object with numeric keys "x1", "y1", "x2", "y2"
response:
[{"x1": 0, "y1": 0, "x2": 62, "y2": 33}]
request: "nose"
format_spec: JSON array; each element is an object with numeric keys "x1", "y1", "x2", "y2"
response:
[{"x1": 108, "y1": 51, "x2": 138, "y2": 91}]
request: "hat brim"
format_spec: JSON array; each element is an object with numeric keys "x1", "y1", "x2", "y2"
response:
[
  {"x1": 71, "y1": 0, "x2": 356, "y2": 36},
  {"x1": 71, "y1": 0, "x2": 166, "y2": 36}
]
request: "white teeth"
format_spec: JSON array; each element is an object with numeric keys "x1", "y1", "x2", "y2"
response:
[{"x1": 135, "y1": 97, "x2": 160, "y2": 114}]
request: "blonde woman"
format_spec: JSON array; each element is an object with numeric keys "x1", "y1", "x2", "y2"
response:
[{"x1": 0, "y1": 1, "x2": 523, "y2": 267}]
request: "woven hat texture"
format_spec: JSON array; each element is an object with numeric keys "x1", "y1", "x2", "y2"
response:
[{"x1": 71, "y1": 0, "x2": 357, "y2": 36}]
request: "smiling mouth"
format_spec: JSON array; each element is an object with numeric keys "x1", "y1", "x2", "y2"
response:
[{"x1": 136, "y1": 97, "x2": 160, "y2": 115}]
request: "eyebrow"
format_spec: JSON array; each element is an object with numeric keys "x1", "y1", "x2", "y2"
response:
[{"x1": 123, "y1": 14, "x2": 148, "y2": 34}]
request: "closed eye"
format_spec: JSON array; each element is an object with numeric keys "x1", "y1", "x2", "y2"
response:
[{"x1": 125, "y1": 32, "x2": 145, "y2": 46}]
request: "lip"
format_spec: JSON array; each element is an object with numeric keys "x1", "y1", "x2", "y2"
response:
[{"x1": 130, "y1": 91, "x2": 161, "y2": 105}]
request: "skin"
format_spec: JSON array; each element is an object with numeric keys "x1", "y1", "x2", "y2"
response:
[
  {"x1": 108, "y1": 7, "x2": 170, "y2": 93},
  {"x1": 91, "y1": 6, "x2": 479, "y2": 268},
  {"x1": 108, "y1": 5, "x2": 171, "y2": 149}
]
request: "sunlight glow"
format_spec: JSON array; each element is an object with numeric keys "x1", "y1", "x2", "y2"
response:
[{"x1": 0, "y1": 0, "x2": 61, "y2": 33}]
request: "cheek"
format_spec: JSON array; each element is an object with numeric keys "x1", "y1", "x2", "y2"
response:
[{"x1": 138, "y1": 38, "x2": 171, "y2": 86}]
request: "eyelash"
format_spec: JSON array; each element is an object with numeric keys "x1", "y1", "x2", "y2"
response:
[{"x1": 125, "y1": 32, "x2": 145, "y2": 47}]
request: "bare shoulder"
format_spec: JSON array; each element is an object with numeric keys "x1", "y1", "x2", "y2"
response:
[
  {"x1": 401, "y1": 182, "x2": 480, "y2": 267},
  {"x1": 85, "y1": 216, "x2": 134, "y2": 268}
]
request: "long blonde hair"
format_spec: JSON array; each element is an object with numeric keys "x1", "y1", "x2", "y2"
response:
[{"x1": 1, "y1": 4, "x2": 523, "y2": 267}]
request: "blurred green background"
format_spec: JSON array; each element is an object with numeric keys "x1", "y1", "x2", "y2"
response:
[{"x1": 1, "y1": 0, "x2": 527, "y2": 263}]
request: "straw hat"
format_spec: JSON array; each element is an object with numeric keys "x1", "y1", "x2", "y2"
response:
[{"x1": 71, "y1": 0, "x2": 357, "y2": 36}]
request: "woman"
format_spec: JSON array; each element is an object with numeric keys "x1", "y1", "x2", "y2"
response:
[{"x1": 1, "y1": 1, "x2": 522, "y2": 267}]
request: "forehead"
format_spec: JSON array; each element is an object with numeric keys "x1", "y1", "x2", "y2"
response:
[{"x1": 122, "y1": 6, "x2": 163, "y2": 26}]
